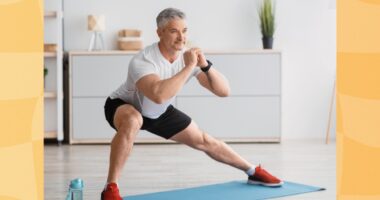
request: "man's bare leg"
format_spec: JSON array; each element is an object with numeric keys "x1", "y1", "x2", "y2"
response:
[
  {"x1": 170, "y1": 121, "x2": 252, "y2": 171},
  {"x1": 107, "y1": 105, "x2": 142, "y2": 183}
]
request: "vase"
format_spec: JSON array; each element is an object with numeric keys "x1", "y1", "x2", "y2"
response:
[{"x1": 262, "y1": 37, "x2": 273, "y2": 49}]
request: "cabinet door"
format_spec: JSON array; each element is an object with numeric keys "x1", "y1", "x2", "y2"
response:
[
  {"x1": 176, "y1": 96, "x2": 280, "y2": 141},
  {"x1": 72, "y1": 97, "x2": 162, "y2": 143},
  {"x1": 179, "y1": 53, "x2": 281, "y2": 96},
  {"x1": 72, "y1": 55, "x2": 133, "y2": 97}
]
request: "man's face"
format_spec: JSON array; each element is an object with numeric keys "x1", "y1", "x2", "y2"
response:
[{"x1": 157, "y1": 18, "x2": 187, "y2": 52}]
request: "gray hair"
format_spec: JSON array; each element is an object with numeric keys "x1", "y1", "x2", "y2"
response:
[{"x1": 156, "y1": 8, "x2": 186, "y2": 28}]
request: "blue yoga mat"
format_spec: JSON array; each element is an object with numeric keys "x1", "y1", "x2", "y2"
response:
[{"x1": 125, "y1": 181, "x2": 325, "y2": 200}]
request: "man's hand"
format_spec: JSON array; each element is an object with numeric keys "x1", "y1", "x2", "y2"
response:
[
  {"x1": 183, "y1": 48, "x2": 199, "y2": 68},
  {"x1": 195, "y1": 49, "x2": 208, "y2": 67}
]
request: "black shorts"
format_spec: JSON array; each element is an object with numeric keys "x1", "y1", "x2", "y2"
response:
[{"x1": 104, "y1": 97, "x2": 192, "y2": 139}]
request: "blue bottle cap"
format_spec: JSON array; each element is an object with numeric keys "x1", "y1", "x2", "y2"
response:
[{"x1": 70, "y1": 178, "x2": 84, "y2": 189}]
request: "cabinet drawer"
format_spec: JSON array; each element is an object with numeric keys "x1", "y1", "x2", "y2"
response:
[
  {"x1": 176, "y1": 96, "x2": 280, "y2": 140},
  {"x1": 71, "y1": 97, "x2": 162, "y2": 142},
  {"x1": 179, "y1": 53, "x2": 281, "y2": 96},
  {"x1": 72, "y1": 55, "x2": 133, "y2": 97}
]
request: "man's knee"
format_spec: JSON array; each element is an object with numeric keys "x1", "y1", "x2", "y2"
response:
[
  {"x1": 196, "y1": 132, "x2": 221, "y2": 151},
  {"x1": 116, "y1": 108, "x2": 143, "y2": 139}
]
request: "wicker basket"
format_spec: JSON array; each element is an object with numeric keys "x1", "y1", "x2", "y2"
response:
[
  {"x1": 117, "y1": 37, "x2": 143, "y2": 50},
  {"x1": 118, "y1": 29, "x2": 141, "y2": 37},
  {"x1": 44, "y1": 44, "x2": 57, "y2": 52}
]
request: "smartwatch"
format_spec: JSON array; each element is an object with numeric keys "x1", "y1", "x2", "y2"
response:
[{"x1": 201, "y1": 60, "x2": 212, "y2": 72}]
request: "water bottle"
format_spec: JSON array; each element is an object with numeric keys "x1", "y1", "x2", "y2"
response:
[{"x1": 65, "y1": 178, "x2": 84, "y2": 200}]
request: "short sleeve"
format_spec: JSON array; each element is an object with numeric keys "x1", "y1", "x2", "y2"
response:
[{"x1": 129, "y1": 56, "x2": 157, "y2": 84}]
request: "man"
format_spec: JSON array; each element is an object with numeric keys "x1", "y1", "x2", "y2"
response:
[{"x1": 102, "y1": 8, "x2": 283, "y2": 200}]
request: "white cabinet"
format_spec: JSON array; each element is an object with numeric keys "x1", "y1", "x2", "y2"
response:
[
  {"x1": 176, "y1": 97, "x2": 280, "y2": 140},
  {"x1": 177, "y1": 52, "x2": 281, "y2": 142},
  {"x1": 44, "y1": 0, "x2": 63, "y2": 142},
  {"x1": 179, "y1": 54, "x2": 281, "y2": 96},
  {"x1": 69, "y1": 51, "x2": 281, "y2": 143},
  {"x1": 69, "y1": 52, "x2": 163, "y2": 144},
  {"x1": 72, "y1": 55, "x2": 130, "y2": 97},
  {"x1": 69, "y1": 53, "x2": 133, "y2": 143}
]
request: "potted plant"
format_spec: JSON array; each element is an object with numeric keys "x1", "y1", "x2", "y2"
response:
[
  {"x1": 258, "y1": 0, "x2": 275, "y2": 49},
  {"x1": 44, "y1": 67, "x2": 48, "y2": 88}
]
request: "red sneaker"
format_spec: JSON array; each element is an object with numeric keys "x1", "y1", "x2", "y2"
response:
[
  {"x1": 247, "y1": 165, "x2": 283, "y2": 187},
  {"x1": 101, "y1": 183, "x2": 123, "y2": 200}
]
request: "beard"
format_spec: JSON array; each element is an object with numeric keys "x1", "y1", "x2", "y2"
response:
[{"x1": 173, "y1": 40, "x2": 186, "y2": 50}]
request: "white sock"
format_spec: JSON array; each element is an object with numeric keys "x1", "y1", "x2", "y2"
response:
[
  {"x1": 245, "y1": 165, "x2": 257, "y2": 176},
  {"x1": 104, "y1": 182, "x2": 118, "y2": 190}
]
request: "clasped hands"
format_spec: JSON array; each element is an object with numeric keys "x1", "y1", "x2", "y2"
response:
[{"x1": 183, "y1": 48, "x2": 208, "y2": 69}]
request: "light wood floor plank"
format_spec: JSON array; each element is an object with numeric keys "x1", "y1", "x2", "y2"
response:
[{"x1": 45, "y1": 139, "x2": 336, "y2": 199}]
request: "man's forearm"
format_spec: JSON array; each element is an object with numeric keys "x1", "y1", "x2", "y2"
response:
[
  {"x1": 153, "y1": 66, "x2": 194, "y2": 103},
  {"x1": 204, "y1": 68, "x2": 230, "y2": 97}
]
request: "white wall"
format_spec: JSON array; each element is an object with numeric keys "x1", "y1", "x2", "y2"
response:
[
  {"x1": 275, "y1": 0, "x2": 336, "y2": 139},
  {"x1": 63, "y1": 0, "x2": 264, "y2": 50},
  {"x1": 62, "y1": 0, "x2": 336, "y2": 139}
]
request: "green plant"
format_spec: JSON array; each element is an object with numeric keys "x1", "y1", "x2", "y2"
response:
[
  {"x1": 258, "y1": 0, "x2": 275, "y2": 38},
  {"x1": 43, "y1": 67, "x2": 48, "y2": 88},
  {"x1": 44, "y1": 68, "x2": 48, "y2": 77}
]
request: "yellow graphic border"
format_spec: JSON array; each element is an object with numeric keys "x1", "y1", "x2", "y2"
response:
[
  {"x1": 338, "y1": 0, "x2": 380, "y2": 199},
  {"x1": 0, "y1": 0, "x2": 44, "y2": 199},
  {"x1": 1, "y1": 0, "x2": 380, "y2": 199}
]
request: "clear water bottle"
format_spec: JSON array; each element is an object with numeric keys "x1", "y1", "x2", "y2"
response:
[{"x1": 65, "y1": 178, "x2": 84, "y2": 200}]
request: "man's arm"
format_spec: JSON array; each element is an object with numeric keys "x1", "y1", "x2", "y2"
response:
[
  {"x1": 196, "y1": 68, "x2": 230, "y2": 97},
  {"x1": 195, "y1": 50, "x2": 230, "y2": 97},
  {"x1": 136, "y1": 48, "x2": 198, "y2": 104}
]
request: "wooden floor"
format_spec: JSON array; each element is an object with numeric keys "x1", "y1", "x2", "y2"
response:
[{"x1": 45, "y1": 139, "x2": 336, "y2": 199}]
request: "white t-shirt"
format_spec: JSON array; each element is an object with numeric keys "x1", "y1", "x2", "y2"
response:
[{"x1": 109, "y1": 43, "x2": 201, "y2": 119}]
